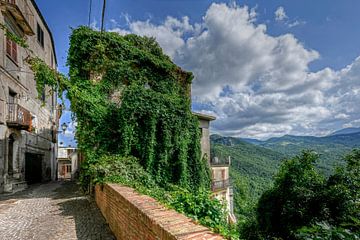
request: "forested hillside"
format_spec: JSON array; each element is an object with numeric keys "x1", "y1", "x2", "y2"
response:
[
  {"x1": 211, "y1": 130, "x2": 360, "y2": 221},
  {"x1": 252, "y1": 131, "x2": 360, "y2": 175}
]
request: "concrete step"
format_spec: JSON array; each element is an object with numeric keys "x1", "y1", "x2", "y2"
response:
[
  {"x1": 3, "y1": 181, "x2": 28, "y2": 193},
  {"x1": 12, "y1": 181, "x2": 28, "y2": 193}
]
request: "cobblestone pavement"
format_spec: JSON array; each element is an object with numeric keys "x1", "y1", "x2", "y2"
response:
[{"x1": 0, "y1": 181, "x2": 115, "y2": 240}]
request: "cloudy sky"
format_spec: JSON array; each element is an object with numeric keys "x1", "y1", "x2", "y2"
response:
[{"x1": 36, "y1": 0, "x2": 360, "y2": 142}]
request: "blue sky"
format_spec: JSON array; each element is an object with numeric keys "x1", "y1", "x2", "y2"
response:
[{"x1": 35, "y1": 0, "x2": 360, "y2": 143}]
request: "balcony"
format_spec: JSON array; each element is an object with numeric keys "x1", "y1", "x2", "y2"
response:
[
  {"x1": 6, "y1": 103, "x2": 31, "y2": 129},
  {"x1": 0, "y1": 0, "x2": 34, "y2": 35},
  {"x1": 211, "y1": 179, "x2": 230, "y2": 191}
]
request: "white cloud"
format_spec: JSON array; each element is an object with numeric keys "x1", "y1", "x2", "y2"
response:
[
  {"x1": 287, "y1": 20, "x2": 306, "y2": 28},
  {"x1": 111, "y1": 16, "x2": 195, "y2": 58},
  {"x1": 275, "y1": 6, "x2": 287, "y2": 21},
  {"x1": 274, "y1": 6, "x2": 305, "y2": 28},
  {"x1": 108, "y1": 3, "x2": 360, "y2": 139}
]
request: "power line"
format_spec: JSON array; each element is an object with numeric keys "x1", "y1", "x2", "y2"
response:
[
  {"x1": 101, "y1": 0, "x2": 106, "y2": 32},
  {"x1": 88, "y1": 0, "x2": 93, "y2": 27}
]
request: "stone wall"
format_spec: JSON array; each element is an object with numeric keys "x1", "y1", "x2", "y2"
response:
[{"x1": 95, "y1": 183, "x2": 224, "y2": 240}]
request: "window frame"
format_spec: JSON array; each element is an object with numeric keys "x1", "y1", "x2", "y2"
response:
[
  {"x1": 36, "y1": 22, "x2": 44, "y2": 48},
  {"x1": 6, "y1": 36, "x2": 17, "y2": 63},
  {"x1": 4, "y1": 16, "x2": 23, "y2": 65}
]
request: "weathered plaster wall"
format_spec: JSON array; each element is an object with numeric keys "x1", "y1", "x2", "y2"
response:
[{"x1": 0, "y1": 0, "x2": 58, "y2": 192}]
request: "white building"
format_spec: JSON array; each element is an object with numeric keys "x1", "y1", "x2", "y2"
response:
[
  {"x1": 195, "y1": 112, "x2": 236, "y2": 223},
  {"x1": 57, "y1": 147, "x2": 82, "y2": 180}
]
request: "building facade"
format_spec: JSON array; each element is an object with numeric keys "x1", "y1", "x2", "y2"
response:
[
  {"x1": 0, "y1": 0, "x2": 58, "y2": 193},
  {"x1": 195, "y1": 112, "x2": 236, "y2": 223},
  {"x1": 57, "y1": 147, "x2": 83, "y2": 180}
]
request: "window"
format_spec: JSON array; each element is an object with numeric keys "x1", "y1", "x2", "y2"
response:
[
  {"x1": 6, "y1": 36, "x2": 17, "y2": 62},
  {"x1": 8, "y1": 134, "x2": 15, "y2": 175},
  {"x1": 41, "y1": 83, "x2": 46, "y2": 102},
  {"x1": 221, "y1": 169, "x2": 225, "y2": 180},
  {"x1": 5, "y1": 17, "x2": 21, "y2": 63},
  {"x1": 37, "y1": 23, "x2": 44, "y2": 47},
  {"x1": 50, "y1": 53, "x2": 54, "y2": 68},
  {"x1": 9, "y1": 90, "x2": 17, "y2": 104}
]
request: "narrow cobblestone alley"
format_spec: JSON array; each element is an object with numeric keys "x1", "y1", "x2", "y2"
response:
[{"x1": 0, "y1": 182, "x2": 115, "y2": 240}]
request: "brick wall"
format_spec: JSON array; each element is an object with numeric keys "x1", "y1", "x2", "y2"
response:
[{"x1": 95, "y1": 183, "x2": 224, "y2": 240}]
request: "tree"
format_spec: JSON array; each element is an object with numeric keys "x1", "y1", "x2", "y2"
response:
[
  {"x1": 250, "y1": 150, "x2": 360, "y2": 239},
  {"x1": 256, "y1": 151, "x2": 325, "y2": 239},
  {"x1": 322, "y1": 149, "x2": 360, "y2": 233}
]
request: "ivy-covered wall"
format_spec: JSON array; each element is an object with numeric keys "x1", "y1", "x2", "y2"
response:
[{"x1": 66, "y1": 27, "x2": 210, "y2": 190}]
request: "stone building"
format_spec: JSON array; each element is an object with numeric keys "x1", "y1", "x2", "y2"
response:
[
  {"x1": 0, "y1": 0, "x2": 58, "y2": 193},
  {"x1": 195, "y1": 112, "x2": 236, "y2": 223},
  {"x1": 57, "y1": 147, "x2": 83, "y2": 180}
]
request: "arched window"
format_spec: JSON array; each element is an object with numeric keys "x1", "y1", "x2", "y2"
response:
[{"x1": 8, "y1": 134, "x2": 16, "y2": 175}]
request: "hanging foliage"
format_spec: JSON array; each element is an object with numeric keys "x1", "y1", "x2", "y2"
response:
[{"x1": 26, "y1": 57, "x2": 68, "y2": 100}]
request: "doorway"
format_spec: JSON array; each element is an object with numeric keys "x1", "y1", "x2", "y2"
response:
[
  {"x1": 8, "y1": 134, "x2": 15, "y2": 175},
  {"x1": 25, "y1": 153, "x2": 43, "y2": 184}
]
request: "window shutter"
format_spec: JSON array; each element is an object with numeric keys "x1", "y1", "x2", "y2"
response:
[
  {"x1": 6, "y1": 36, "x2": 17, "y2": 62},
  {"x1": 11, "y1": 40, "x2": 17, "y2": 62},
  {"x1": 6, "y1": 37, "x2": 12, "y2": 56}
]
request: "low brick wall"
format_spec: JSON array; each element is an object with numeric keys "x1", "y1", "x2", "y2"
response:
[{"x1": 95, "y1": 183, "x2": 224, "y2": 240}]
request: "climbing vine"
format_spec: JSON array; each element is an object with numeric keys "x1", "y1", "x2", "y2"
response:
[
  {"x1": 26, "y1": 57, "x2": 67, "y2": 100},
  {"x1": 0, "y1": 23, "x2": 28, "y2": 48}
]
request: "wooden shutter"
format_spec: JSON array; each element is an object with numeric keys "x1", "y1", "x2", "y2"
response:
[
  {"x1": 6, "y1": 36, "x2": 17, "y2": 62},
  {"x1": 11, "y1": 40, "x2": 17, "y2": 61},
  {"x1": 6, "y1": 37, "x2": 12, "y2": 56}
]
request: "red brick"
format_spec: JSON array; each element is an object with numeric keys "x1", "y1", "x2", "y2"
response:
[{"x1": 95, "y1": 183, "x2": 224, "y2": 240}]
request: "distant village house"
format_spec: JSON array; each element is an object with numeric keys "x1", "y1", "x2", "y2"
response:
[{"x1": 195, "y1": 112, "x2": 237, "y2": 223}]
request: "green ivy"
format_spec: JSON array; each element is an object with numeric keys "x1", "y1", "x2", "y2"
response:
[
  {"x1": 26, "y1": 57, "x2": 67, "y2": 100},
  {"x1": 0, "y1": 23, "x2": 28, "y2": 48}
]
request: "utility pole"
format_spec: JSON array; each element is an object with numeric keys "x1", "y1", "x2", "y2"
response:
[
  {"x1": 88, "y1": 0, "x2": 92, "y2": 27},
  {"x1": 101, "y1": 0, "x2": 106, "y2": 32}
]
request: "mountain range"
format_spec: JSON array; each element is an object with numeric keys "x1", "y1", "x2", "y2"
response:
[{"x1": 210, "y1": 127, "x2": 360, "y2": 215}]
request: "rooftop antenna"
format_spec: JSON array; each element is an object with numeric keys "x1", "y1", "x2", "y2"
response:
[{"x1": 101, "y1": 0, "x2": 106, "y2": 32}]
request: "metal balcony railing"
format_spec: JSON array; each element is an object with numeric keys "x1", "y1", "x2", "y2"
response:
[
  {"x1": 6, "y1": 103, "x2": 31, "y2": 129},
  {"x1": 211, "y1": 179, "x2": 230, "y2": 191},
  {"x1": 0, "y1": 0, "x2": 34, "y2": 35}
]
